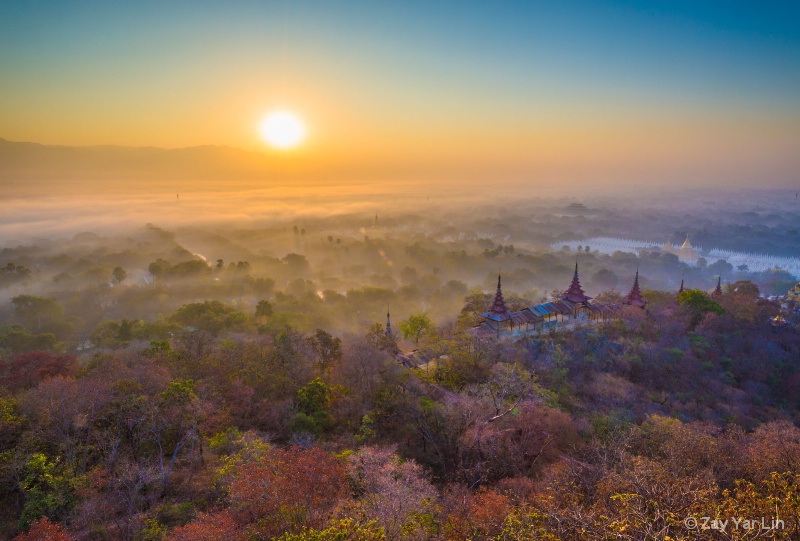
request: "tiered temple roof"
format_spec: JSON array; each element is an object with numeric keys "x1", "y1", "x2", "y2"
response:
[
  {"x1": 623, "y1": 270, "x2": 647, "y2": 309},
  {"x1": 467, "y1": 265, "x2": 608, "y2": 339},
  {"x1": 482, "y1": 275, "x2": 511, "y2": 322},
  {"x1": 561, "y1": 263, "x2": 592, "y2": 304},
  {"x1": 712, "y1": 276, "x2": 723, "y2": 297}
]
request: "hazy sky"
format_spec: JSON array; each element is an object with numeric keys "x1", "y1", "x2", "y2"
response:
[{"x1": 1, "y1": 1, "x2": 799, "y2": 189}]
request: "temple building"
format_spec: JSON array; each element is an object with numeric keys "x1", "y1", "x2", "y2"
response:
[
  {"x1": 677, "y1": 236, "x2": 701, "y2": 263},
  {"x1": 662, "y1": 235, "x2": 701, "y2": 263},
  {"x1": 623, "y1": 270, "x2": 647, "y2": 308},
  {"x1": 397, "y1": 266, "x2": 648, "y2": 367},
  {"x1": 467, "y1": 264, "x2": 619, "y2": 339}
]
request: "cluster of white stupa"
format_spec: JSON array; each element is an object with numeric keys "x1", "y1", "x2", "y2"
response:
[
  {"x1": 552, "y1": 236, "x2": 800, "y2": 279},
  {"x1": 705, "y1": 249, "x2": 800, "y2": 277}
]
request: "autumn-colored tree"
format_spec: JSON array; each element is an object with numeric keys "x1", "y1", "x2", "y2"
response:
[
  {"x1": 168, "y1": 510, "x2": 241, "y2": 541},
  {"x1": 13, "y1": 517, "x2": 73, "y2": 541},
  {"x1": 273, "y1": 519, "x2": 385, "y2": 541},
  {"x1": 347, "y1": 446, "x2": 436, "y2": 541},
  {"x1": 307, "y1": 329, "x2": 342, "y2": 371},
  {"x1": 0, "y1": 351, "x2": 77, "y2": 392},
  {"x1": 717, "y1": 472, "x2": 800, "y2": 538},
  {"x1": 458, "y1": 401, "x2": 578, "y2": 485},
  {"x1": 440, "y1": 485, "x2": 512, "y2": 541},
  {"x1": 743, "y1": 421, "x2": 800, "y2": 482},
  {"x1": 226, "y1": 446, "x2": 349, "y2": 538},
  {"x1": 151, "y1": 378, "x2": 209, "y2": 491}
]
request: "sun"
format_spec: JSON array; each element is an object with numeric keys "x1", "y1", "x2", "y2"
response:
[{"x1": 259, "y1": 110, "x2": 306, "y2": 150}]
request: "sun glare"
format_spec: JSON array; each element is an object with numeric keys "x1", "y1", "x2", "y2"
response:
[{"x1": 259, "y1": 110, "x2": 306, "y2": 150}]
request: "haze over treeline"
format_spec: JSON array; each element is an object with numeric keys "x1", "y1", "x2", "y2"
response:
[
  {"x1": 3, "y1": 137, "x2": 799, "y2": 198},
  {"x1": 1, "y1": 187, "x2": 798, "y2": 343}
]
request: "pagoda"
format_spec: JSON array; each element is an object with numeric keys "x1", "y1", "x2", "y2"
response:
[
  {"x1": 711, "y1": 276, "x2": 723, "y2": 297},
  {"x1": 623, "y1": 270, "x2": 647, "y2": 309},
  {"x1": 561, "y1": 263, "x2": 592, "y2": 304},
  {"x1": 677, "y1": 235, "x2": 700, "y2": 263},
  {"x1": 385, "y1": 305, "x2": 393, "y2": 337},
  {"x1": 482, "y1": 275, "x2": 511, "y2": 322}
]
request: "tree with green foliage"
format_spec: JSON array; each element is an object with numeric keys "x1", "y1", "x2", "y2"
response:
[
  {"x1": 169, "y1": 260, "x2": 211, "y2": 277},
  {"x1": 170, "y1": 301, "x2": 248, "y2": 335},
  {"x1": 153, "y1": 379, "x2": 206, "y2": 491},
  {"x1": 111, "y1": 266, "x2": 127, "y2": 284},
  {"x1": 291, "y1": 377, "x2": 333, "y2": 436},
  {"x1": 282, "y1": 253, "x2": 311, "y2": 277},
  {"x1": 365, "y1": 323, "x2": 398, "y2": 353},
  {"x1": 0, "y1": 325, "x2": 58, "y2": 354},
  {"x1": 0, "y1": 395, "x2": 24, "y2": 450},
  {"x1": 11, "y1": 295, "x2": 71, "y2": 337},
  {"x1": 147, "y1": 258, "x2": 171, "y2": 280},
  {"x1": 90, "y1": 319, "x2": 144, "y2": 348},
  {"x1": 307, "y1": 329, "x2": 342, "y2": 371},
  {"x1": 677, "y1": 289, "x2": 724, "y2": 329},
  {"x1": 255, "y1": 299, "x2": 273, "y2": 320},
  {"x1": 18, "y1": 453, "x2": 80, "y2": 529},
  {"x1": 399, "y1": 313, "x2": 434, "y2": 346}
]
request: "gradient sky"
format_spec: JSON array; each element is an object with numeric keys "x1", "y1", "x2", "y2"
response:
[{"x1": 1, "y1": 0, "x2": 799, "y2": 189}]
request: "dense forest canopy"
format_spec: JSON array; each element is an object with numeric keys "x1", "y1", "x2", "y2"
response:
[{"x1": 1, "y1": 191, "x2": 799, "y2": 540}]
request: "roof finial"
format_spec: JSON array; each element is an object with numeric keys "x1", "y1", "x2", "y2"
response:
[{"x1": 385, "y1": 302, "x2": 392, "y2": 336}]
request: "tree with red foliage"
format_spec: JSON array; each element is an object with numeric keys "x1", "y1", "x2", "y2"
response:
[
  {"x1": 226, "y1": 446, "x2": 348, "y2": 538},
  {"x1": 169, "y1": 510, "x2": 241, "y2": 541},
  {"x1": 0, "y1": 351, "x2": 78, "y2": 392},
  {"x1": 440, "y1": 484, "x2": 512, "y2": 540},
  {"x1": 13, "y1": 517, "x2": 73, "y2": 541}
]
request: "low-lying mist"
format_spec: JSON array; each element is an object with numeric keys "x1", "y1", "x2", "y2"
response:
[{"x1": 1, "y1": 185, "x2": 798, "y2": 351}]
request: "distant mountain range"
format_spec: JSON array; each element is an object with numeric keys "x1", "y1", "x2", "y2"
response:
[{"x1": 0, "y1": 138, "x2": 281, "y2": 194}]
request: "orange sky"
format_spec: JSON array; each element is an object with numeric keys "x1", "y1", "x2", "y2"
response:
[{"x1": 1, "y1": 2, "x2": 799, "y2": 190}]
